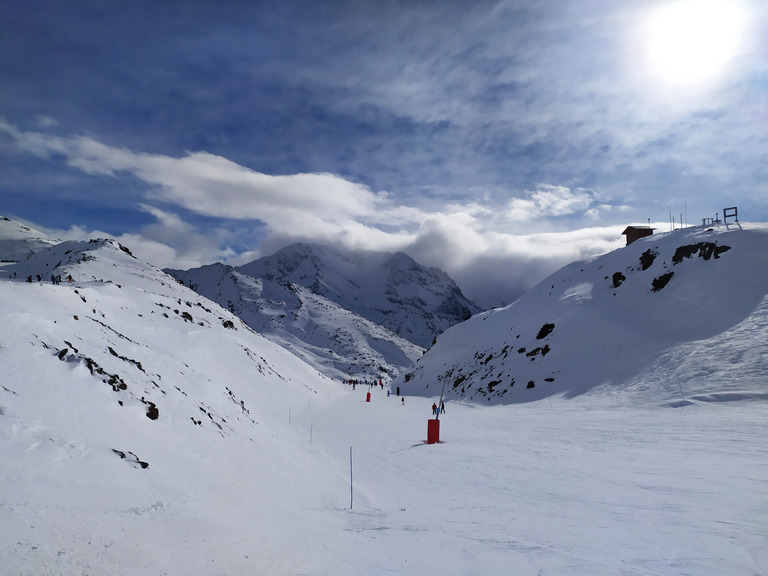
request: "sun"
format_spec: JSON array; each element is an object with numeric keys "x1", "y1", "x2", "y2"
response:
[{"x1": 646, "y1": 0, "x2": 746, "y2": 87}]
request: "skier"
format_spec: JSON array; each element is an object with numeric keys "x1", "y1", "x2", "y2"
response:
[{"x1": 432, "y1": 403, "x2": 437, "y2": 416}]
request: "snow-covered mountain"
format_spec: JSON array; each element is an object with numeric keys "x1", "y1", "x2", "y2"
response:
[
  {"x1": 397, "y1": 222, "x2": 768, "y2": 405},
  {"x1": 166, "y1": 243, "x2": 481, "y2": 381},
  {"x1": 0, "y1": 217, "x2": 348, "y2": 574},
  {"x1": 2, "y1": 216, "x2": 767, "y2": 575},
  {"x1": 231, "y1": 242, "x2": 481, "y2": 349}
]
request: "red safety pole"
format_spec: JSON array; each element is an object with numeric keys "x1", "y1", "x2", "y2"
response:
[
  {"x1": 427, "y1": 418, "x2": 440, "y2": 444},
  {"x1": 427, "y1": 379, "x2": 447, "y2": 444}
]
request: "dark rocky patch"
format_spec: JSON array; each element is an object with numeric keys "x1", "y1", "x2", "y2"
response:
[
  {"x1": 672, "y1": 242, "x2": 731, "y2": 264},
  {"x1": 639, "y1": 249, "x2": 658, "y2": 270},
  {"x1": 142, "y1": 399, "x2": 159, "y2": 420},
  {"x1": 452, "y1": 375, "x2": 467, "y2": 389},
  {"x1": 117, "y1": 243, "x2": 136, "y2": 258},
  {"x1": 526, "y1": 344, "x2": 551, "y2": 357},
  {"x1": 111, "y1": 449, "x2": 149, "y2": 469},
  {"x1": 73, "y1": 354, "x2": 129, "y2": 392},
  {"x1": 612, "y1": 272, "x2": 626, "y2": 288},
  {"x1": 651, "y1": 272, "x2": 675, "y2": 292},
  {"x1": 536, "y1": 323, "x2": 555, "y2": 339},
  {"x1": 107, "y1": 346, "x2": 145, "y2": 373}
]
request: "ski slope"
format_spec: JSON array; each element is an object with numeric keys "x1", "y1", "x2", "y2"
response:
[{"x1": 1, "y1": 217, "x2": 766, "y2": 575}]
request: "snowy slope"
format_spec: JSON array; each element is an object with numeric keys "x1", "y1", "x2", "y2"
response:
[
  {"x1": 235, "y1": 242, "x2": 481, "y2": 348},
  {"x1": 0, "y1": 219, "x2": 349, "y2": 574},
  {"x1": 2, "y1": 217, "x2": 766, "y2": 576},
  {"x1": 0, "y1": 216, "x2": 59, "y2": 263},
  {"x1": 166, "y1": 243, "x2": 480, "y2": 381},
  {"x1": 166, "y1": 261, "x2": 425, "y2": 382},
  {"x1": 397, "y1": 223, "x2": 768, "y2": 404}
]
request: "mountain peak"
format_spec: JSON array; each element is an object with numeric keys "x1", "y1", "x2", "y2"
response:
[
  {"x1": 168, "y1": 242, "x2": 481, "y2": 381},
  {"x1": 237, "y1": 242, "x2": 481, "y2": 348}
]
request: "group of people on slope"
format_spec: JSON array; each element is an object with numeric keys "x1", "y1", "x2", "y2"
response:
[{"x1": 24, "y1": 273, "x2": 73, "y2": 284}]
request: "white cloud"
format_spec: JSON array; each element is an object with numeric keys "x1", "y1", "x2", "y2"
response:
[
  {"x1": 507, "y1": 184, "x2": 597, "y2": 220},
  {"x1": 2, "y1": 120, "x2": 630, "y2": 307},
  {"x1": 0, "y1": 121, "x2": 410, "y2": 231}
]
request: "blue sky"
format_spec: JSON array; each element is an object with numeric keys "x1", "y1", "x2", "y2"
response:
[{"x1": 2, "y1": 0, "x2": 767, "y2": 308}]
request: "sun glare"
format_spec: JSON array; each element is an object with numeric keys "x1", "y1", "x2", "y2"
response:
[{"x1": 646, "y1": 0, "x2": 746, "y2": 87}]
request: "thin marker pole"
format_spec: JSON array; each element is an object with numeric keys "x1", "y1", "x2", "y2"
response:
[{"x1": 349, "y1": 446, "x2": 353, "y2": 510}]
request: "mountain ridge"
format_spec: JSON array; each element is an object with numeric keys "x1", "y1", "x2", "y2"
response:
[
  {"x1": 396, "y1": 222, "x2": 768, "y2": 405},
  {"x1": 167, "y1": 242, "x2": 481, "y2": 381}
]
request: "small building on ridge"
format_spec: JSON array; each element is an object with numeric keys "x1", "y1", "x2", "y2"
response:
[{"x1": 622, "y1": 226, "x2": 654, "y2": 246}]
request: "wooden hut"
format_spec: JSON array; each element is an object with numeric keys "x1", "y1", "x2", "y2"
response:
[{"x1": 622, "y1": 226, "x2": 654, "y2": 246}]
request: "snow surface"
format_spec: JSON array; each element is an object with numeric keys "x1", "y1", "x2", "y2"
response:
[
  {"x1": 1, "y1": 217, "x2": 767, "y2": 575},
  {"x1": 399, "y1": 222, "x2": 768, "y2": 405},
  {"x1": 235, "y1": 243, "x2": 480, "y2": 350},
  {"x1": 165, "y1": 261, "x2": 425, "y2": 383},
  {"x1": 166, "y1": 242, "x2": 481, "y2": 383}
]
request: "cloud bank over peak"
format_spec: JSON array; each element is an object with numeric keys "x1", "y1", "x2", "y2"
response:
[{"x1": 2, "y1": 120, "x2": 628, "y2": 308}]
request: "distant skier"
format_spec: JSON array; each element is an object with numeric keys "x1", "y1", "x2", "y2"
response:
[
  {"x1": 401, "y1": 397, "x2": 405, "y2": 405},
  {"x1": 441, "y1": 401, "x2": 445, "y2": 414},
  {"x1": 432, "y1": 403, "x2": 437, "y2": 415},
  {"x1": 396, "y1": 386, "x2": 400, "y2": 396}
]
